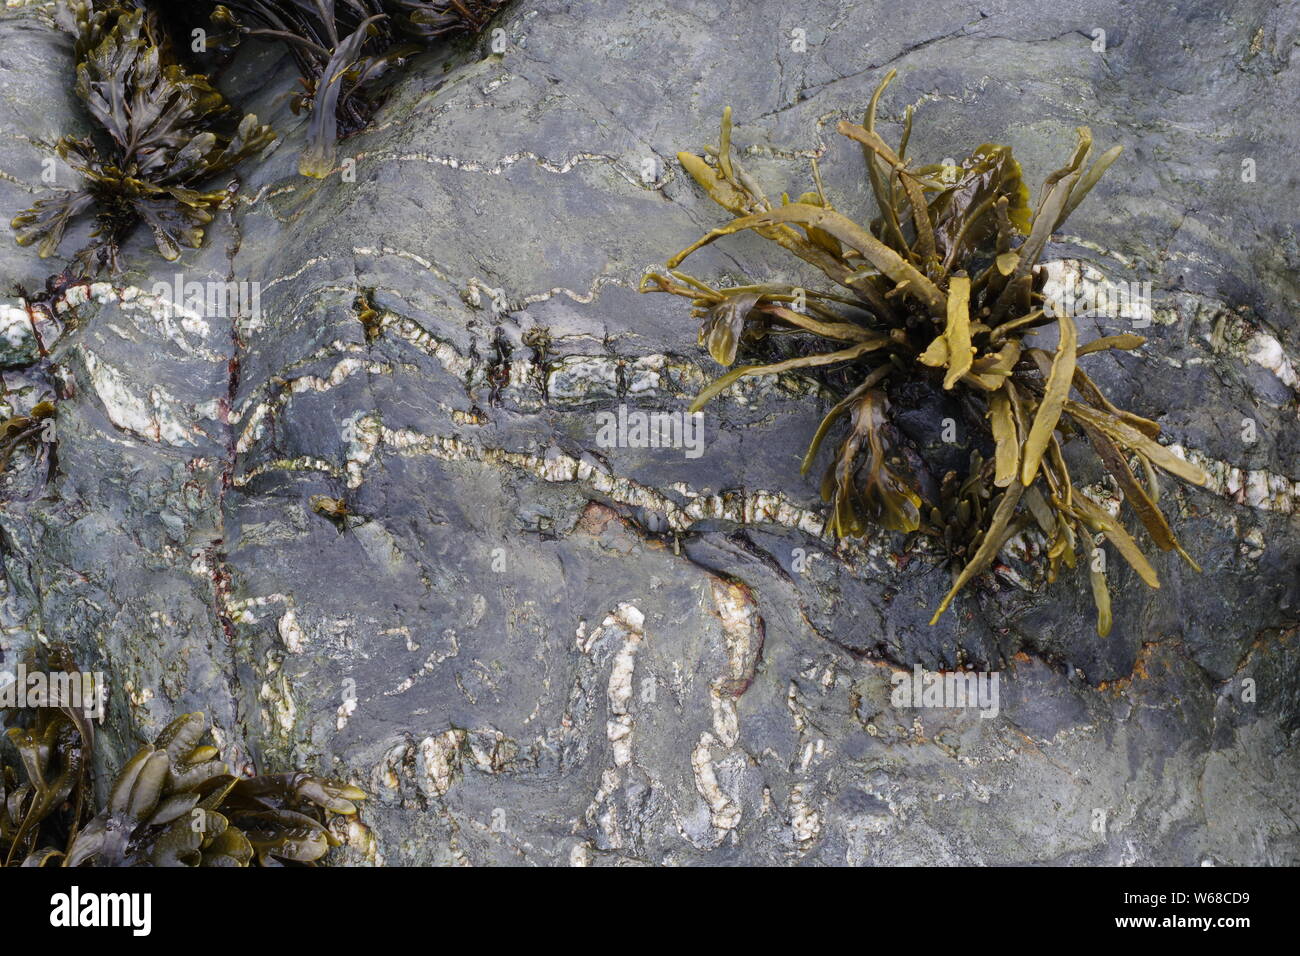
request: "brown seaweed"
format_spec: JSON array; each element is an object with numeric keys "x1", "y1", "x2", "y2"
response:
[
  {"x1": 208, "y1": 0, "x2": 507, "y2": 177},
  {"x1": 10, "y1": 1, "x2": 275, "y2": 270},
  {"x1": 642, "y1": 71, "x2": 1208, "y2": 634},
  {"x1": 2, "y1": 647, "x2": 364, "y2": 867}
]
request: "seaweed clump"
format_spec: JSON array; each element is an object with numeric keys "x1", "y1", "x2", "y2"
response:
[
  {"x1": 10, "y1": 1, "x2": 275, "y2": 270},
  {"x1": 0, "y1": 400, "x2": 57, "y2": 491},
  {"x1": 1, "y1": 269, "x2": 88, "y2": 496},
  {"x1": 207, "y1": 0, "x2": 508, "y2": 177},
  {"x1": 2, "y1": 647, "x2": 364, "y2": 866},
  {"x1": 642, "y1": 71, "x2": 1208, "y2": 635}
]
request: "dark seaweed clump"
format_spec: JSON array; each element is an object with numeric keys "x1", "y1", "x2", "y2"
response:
[
  {"x1": 0, "y1": 400, "x2": 56, "y2": 481},
  {"x1": 642, "y1": 71, "x2": 1208, "y2": 636},
  {"x1": 10, "y1": 1, "x2": 506, "y2": 265},
  {"x1": 10, "y1": 1, "x2": 275, "y2": 271},
  {"x1": 206, "y1": 1, "x2": 508, "y2": 177},
  {"x1": 1, "y1": 645, "x2": 364, "y2": 866},
  {"x1": 1, "y1": 268, "x2": 90, "y2": 497}
]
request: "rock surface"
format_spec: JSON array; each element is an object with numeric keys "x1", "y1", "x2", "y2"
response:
[{"x1": 0, "y1": 0, "x2": 1297, "y2": 864}]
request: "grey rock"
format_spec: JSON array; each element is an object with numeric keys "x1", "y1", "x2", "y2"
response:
[
  {"x1": 0, "y1": 302, "x2": 38, "y2": 366},
  {"x1": 0, "y1": 0, "x2": 1296, "y2": 865}
]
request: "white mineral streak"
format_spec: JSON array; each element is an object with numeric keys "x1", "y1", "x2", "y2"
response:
[
  {"x1": 580, "y1": 603, "x2": 645, "y2": 768},
  {"x1": 236, "y1": 357, "x2": 392, "y2": 453},
  {"x1": 569, "y1": 842, "x2": 593, "y2": 867},
  {"x1": 709, "y1": 689, "x2": 740, "y2": 752},
  {"x1": 234, "y1": 456, "x2": 343, "y2": 488},
  {"x1": 262, "y1": 255, "x2": 334, "y2": 293},
  {"x1": 1038, "y1": 259, "x2": 1124, "y2": 318},
  {"x1": 691, "y1": 732, "x2": 741, "y2": 833},
  {"x1": 1205, "y1": 306, "x2": 1300, "y2": 396},
  {"x1": 1036, "y1": 260, "x2": 1300, "y2": 512},
  {"x1": 575, "y1": 604, "x2": 647, "y2": 847},
  {"x1": 467, "y1": 729, "x2": 513, "y2": 773},
  {"x1": 0, "y1": 303, "x2": 35, "y2": 359},
  {"x1": 374, "y1": 741, "x2": 412, "y2": 792},
  {"x1": 544, "y1": 352, "x2": 692, "y2": 401},
  {"x1": 351, "y1": 246, "x2": 455, "y2": 284},
  {"x1": 789, "y1": 784, "x2": 822, "y2": 845},
  {"x1": 340, "y1": 300, "x2": 820, "y2": 409},
  {"x1": 587, "y1": 768, "x2": 622, "y2": 849},
  {"x1": 418, "y1": 729, "x2": 467, "y2": 797},
  {"x1": 463, "y1": 272, "x2": 624, "y2": 313},
  {"x1": 224, "y1": 592, "x2": 287, "y2": 624},
  {"x1": 783, "y1": 677, "x2": 828, "y2": 851},
  {"x1": 259, "y1": 672, "x2": 297, "y2": 735},
  {"x1": 336, "y1": 695, "x2": 356, "y2": 732},
  {"x1": 1247, "y1": 331, "x2": 1299, "y2": 389},
  {"x1": 277, "y1": 609, "x2": 305, "y2": 653},
  {"x1": 381, "y1": 314, "x2": 473, "y2": 377},
  {"x1": 708, "y1": 579, "x2": 760, "y2": 747},
  {"x1": 360, "y1": 148, "x2": 652, "y2": 191},
  {"x1": 345, "y1": 416, "x2": 825, "y2": 532},
  {"x1": 346, "y1": 414, "x2": 383, "y2": 488},
  {"x1": 236, "y1": 262, "x2": 1300, "y2": 520},
  {"x1": 335, "y1": 817, "x2": 380, "y2": 866},
  {"x1": 1041, "y1": 258, "x2": 1300, "y2": 394},
  {"x1": 58, "y1": 280, "x2": 228, "y2": 359},
  {"x1": 81, "y1": 349, "x2": 202, "y2": 445},
  {"x1": 1169, "y1": 444, "x2": 1300, "y2": 513},
  {"x1": 606, "y1": 627, "x2": 643, "y2": 768},
  {"x1": 786, "y1": 682, "x2": 807, "y2": 735},
  {"x1": 384, "y1": 630, "x2": 460, "y2": 696},
  {"x1": 799, "y1": 739, "x2": 827, "y2": 772}
]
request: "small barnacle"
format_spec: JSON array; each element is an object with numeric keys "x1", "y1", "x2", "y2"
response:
[{"x1": 643, "y1": 70, "x2": 1206, "y2": 635}]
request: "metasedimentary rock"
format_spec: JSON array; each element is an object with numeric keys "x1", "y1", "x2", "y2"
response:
[{"x1": 0, "y1": 0, "x2": 1296, "y2": 864}]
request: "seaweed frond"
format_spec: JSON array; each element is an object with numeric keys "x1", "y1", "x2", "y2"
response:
[
  {"x1": 10, "y1": 1, "x2": 275, "y2": 270},
  {"x1": 643, "y1": 72, "x2": 1207, "y2": 635},
  {"x1": 210, "y1": 0, "x2": 507, "y2": 177},
  {"x1": 1, "y1": 647, "x2": 364, "y2": 867},
  {"x1": 0, "y1": 400, "x2": 56, "y2": 477}
]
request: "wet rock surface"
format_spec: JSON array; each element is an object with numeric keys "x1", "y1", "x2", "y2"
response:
[{"x1": 0, "y1": 0, "x2": 1296, "y2": 864}]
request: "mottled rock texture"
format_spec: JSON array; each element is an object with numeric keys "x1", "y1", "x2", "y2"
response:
[{"x1": 0, "y1": 0, "x2": 1296, "y2": 864}]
